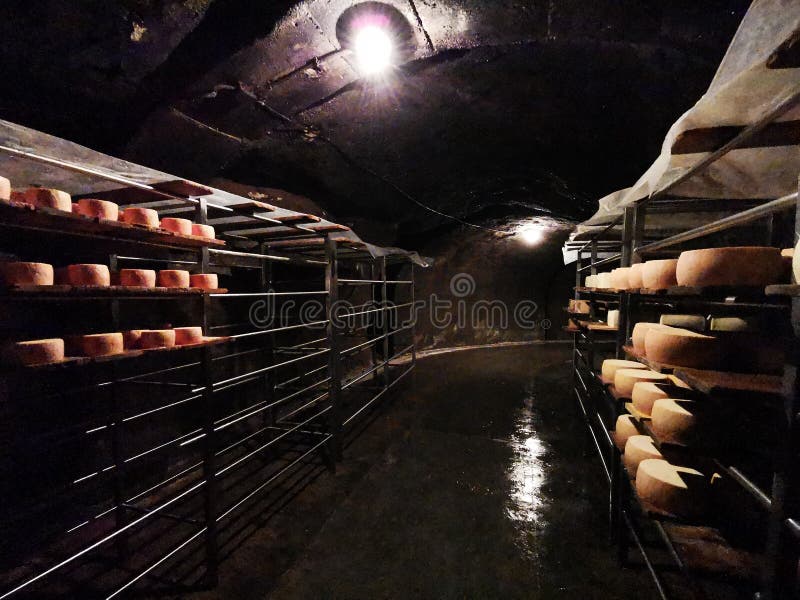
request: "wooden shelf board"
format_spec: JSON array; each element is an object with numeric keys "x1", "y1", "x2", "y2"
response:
[
  {"x1": 0, "y1": 285, "x2": 228, "y2": 297},
  {"x1": 672, "y1": 368, "x2": 782, "y2": 398},
  {"x1": 765, "y1": 283, "x2": 800, "y2": 296},
  {"x1": 622, "y1": 345, "x2": 679, "y2": 373}
]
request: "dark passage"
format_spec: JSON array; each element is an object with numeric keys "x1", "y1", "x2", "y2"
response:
[{"x1": 197, "y1": 343, "x2": 653, "y2": 599}]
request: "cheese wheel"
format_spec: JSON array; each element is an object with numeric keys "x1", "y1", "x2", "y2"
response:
[
  {"x1": 8, "y1": 338, "x2": 64, "y2": 366},
  {"x1": 74, "y1": 198, "x2": 119, "y2": 220},
  {"x1": 568, "y1": 299, "x2": 590, "y2": 314},
  {"x1": 174, "y1": 327, "x2": 204, "y2": 345},
  {"x1": 667, "y1": 375, "x2": 692, "y2": 390},
  {"x1": 644, "y1": 326, "x2": 721, "y2": 369},
  {"x1": 628, "y1": 263, "x2": 644, "y2": 288},
  {"x1": 642, "y1": 259, "x2": 678, "y2": 289},
  {"x1": 659, "y1": 314, "x2": 706, "y2": 332},
  {"x1": 119, "y1": 269, "x2": 156, "y2": 287},
  {"x1": 635, "y1": 459, "x2": 707, "y2": 518},
  {"x1": 710, "y1": 316, "x2": 760, "y2": 332},
  {"x1": 160, "y1": 217, "x2": 193, "y2": 235},
  {"x1": 66, "y1": 264, "x2": 111, "y2": 287},
  {"x1": 651, "y1": 399, "x2": 697, "y2": 445},
  {"x1": 585, "y1": 275, "x2": 596, "y2": 287},
  {"x1": 596, "y1": 272, "x2": 613, "y2": 289},
  {"x1": 0, "y1": 262, "x2": 54, "y2": 286},
  {"x1": 632, "y1": 322, "x2": 668, "y2": 353},
  {"x1": 611, "y1": 267, "x2": 630, "y2": 290},
  {"x1": 23, "y1": 188, "x2": 71, "y2": 211},
  {"x1": 192, "y1": 223, "x2": 216, "y2": 239},
  {"x1": 189, "y1": 273, "x2": 218, "y2": 290},
  {"x1": 0, "y1": 176, "x2": 10, "y2": 201},
  {"x1": 158, "y1": 270, "x2": 190, "y2": 288},
  {"x1": 123, "y1": 330, "x2": 143, "y2": 350},
  {"x1": 623, "y1": 435, "x2": 663, "y2": 477},
  {"x1": 782, "y1": 248, "x2": 794, "y2": 258},
  {"x1": 601, "y1": 359, "x2": 646, "y2": 382},
  {"x1": 614, "y1": 414, "x2": 639, "y2": 451},
  {"x1": 79, "y1": 333, "x2": 124, "y2": 357},
  {"x1": 120, "y1": 207, "x2": 160, "y2": 228},
  {"x1": 606, "y1": 309, "x2": 620, "y2": 328},
  {"x1": 676, "y1": 247, "x2": 783, "y2": 287},
  {"x1": 631, "y1": 382, "x2": 669, "y2": 417},
  {"x1": 139, "y1": 329, "x2": 176, "y2": 349},
  {"x1": 614, "y1": 369, "x2": 670, "y2": 397}
]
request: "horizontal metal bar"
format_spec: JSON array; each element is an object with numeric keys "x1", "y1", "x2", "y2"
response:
[
  {"x1": 576, "y1": 213, "x2": 625, "y2": 253},
  {"x1": 209, "y1": 247, "x2": 326, "y2": 266},
  {"x1": 577, "y1": 253, "x2": 621, "y2": 272},
  {"x1": 213, "y1": 348, "x2": 329, "y2": 388},
  {"x1": 338, "y1": 279, "x2": 383, "y2": 284},
  {"x1": 342, "y1": 364, "x2": 413, "y2": 426},
  {"x1": 211, "y1": 290, "x2": 327, "y2": 298},
  {"x1": 228, "y1": 320, "x2": 329, "y2": 339},
  {"x1": 114, "y1": 256, "x2": 199, "y2": 266},
  {"x1": 275, "y1": 365, "x2": 327, "y2": 389},
  {"x1": 637, "y1": 192, "x2": 798, "y2": 255}
]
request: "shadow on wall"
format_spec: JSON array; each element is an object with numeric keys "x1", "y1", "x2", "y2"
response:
[{"x1": 399, "y1": 218, "x2": 576, "y2": 350}]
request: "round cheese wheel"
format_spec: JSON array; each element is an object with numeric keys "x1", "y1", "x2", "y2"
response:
[
  {"x1": 677, "y1": 247, "x2": 783, "y2": 287},
  {"x1": 628, "y1": 263, "x2": 644, "y2": 288},
  {"x1": 174, "y1": 327, "x2": 204, "y2": 346},
  {"x1": 192, "y1": 223, "x2": 216, "y2": 239},
  {"x1": 9, "y1": 338, "x2": 64, "y2": 366},
  {"x1": 644, "y1": 326, "x2": 721, "y2": 369},
  {"x1": 23, "y1": 188, "x2": 71, "y2": 211},
  {"x1": 119, "y1": 269, "x2": 156, "y2": 288},
  {"x1": 632, "y1": 322, "x2": 668, "y2": 353},
  {"x1": 631, "y1": 382, "x2": 669, "y2": 417},
  {"x1": 0, "y1": 262, "x2": 54, "y2": 286},
  {"x1": 606, "y1": 309, "x2": 620, "y2": 328},
  {"x1": 190, "y1": 273, "x2": 218, "y2": 290},
  {"x1": 614, "y1": 414, "x2": 639, "y2": 451},
  {"x1": 596, "y1": 272, "x2": 613, "y2": 289},
  {"x1": 710, "y1": 316, "x2": 759, "y2": 332},
  {"x1": 160, "y1": 217, "x2": 193, "y2": 235},
  {"x1": 79, "y1": 333, "x2": 124, "y2": 357},
  {"x1": 66, "y1": 264, "x2": 111, "y2": 287},
  {"x1": 614, "y1": 369, "x2": 670, "y2": 397},
  {"x1": 585, "y1": 275, "x2": 596, "y2": 287},
  {"x1": 74, "y1": 198, "x2": 119, "y2": 220},
  {"x1": 651, "y1": 399, "x2": 697, "y2": 445},
  {"x1": 635, "y1": 459, "x2": 707, "y2": 518},
  {"x1": 642, "y1": 259, "x2": 678, "y2": 289},
  {"x1": 611, "y1": 267, "x2": 630, "y2": 290},
  {"x1": 659, "y1": 314, "x2": 706, "y2": 332},
  {"x1": 123, "y1": 330, "x2": 143, "y2": 350},
  {"x1": 601, "y1": 359, "x2": 646, "y2": 383},
  {"x1": 120, "y1": 207, "x2": 160, "y2": 228},
  {"x1": 158, "y1": 270, "x2": 190, "y2": 288},
  {"x1": 139, "y1": 329, "x2": 176, "y2": 349},
  {"x1": 0, "y1": 176, "x2": 10, "y2": 201},
  {"x1": 623, "y1": 435, "x2": 663, "y2": 477}
]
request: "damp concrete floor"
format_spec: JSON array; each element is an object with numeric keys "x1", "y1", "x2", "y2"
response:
[{"x1": 187, "y1": 343, "x2": 658, "y2": 599}]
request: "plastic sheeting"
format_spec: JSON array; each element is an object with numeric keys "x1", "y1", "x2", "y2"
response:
[
  {"x1": 0, "y1": 119, "x2": 429, "y2": 267},
  {"x1": 582, "y1": 0, "x2": 800, "y2": 229}
]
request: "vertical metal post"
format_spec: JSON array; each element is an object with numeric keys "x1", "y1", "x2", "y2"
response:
[
  {"x1": 369, "y1": 259, "x2": 381, "y2": 385},
  {"x1": 380, "y1": 257, "x2": 390, "y2": 390},
  {"x1": 260, "y1": 243, "x2": 276, "y2": 432},
  {"x1": 410, "y1": 261, "x2": 417, "y2": 368},
  {"x1": 575, "y1": 253, "x2": 582, "y2": 299},
  {"x1": 631, "y1": 201, "x2": 647, "y2": 266},
  {"x1": 620, "y1": 206, "x2": 635, "y2": 268},
  {"x1": 590, "y1": 241, "x2": 598, "y2": 275},
  {"x1": 324, "y1": 236, "x2": 343, "y2": 460}
]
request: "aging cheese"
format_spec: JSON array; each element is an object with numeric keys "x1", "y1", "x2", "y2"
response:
[
  {"x1": 710, "y1": 316, "x2": 760, "y2": 332},
  {"x1": 611, "y1": 268, "x2": 630, "y2": 290},
  {"x1": 631, "y1": 322, "x2": 667, "y2": 353},
  {"x1": 628, "y1": 263, "x2": 644, "y2": 288},
  {"x1": 676, "y1": 246, "x2": 783, "y2": 287},
  {"x1": 631, "y1": 382, "x2": 669, "y2": 417},
  {"x1": 0, "y1": 262, "x2": 54, "y2": 286},
  {"x1": 123, "y1": 330, "x2": 143, "y2": 350},
  {"x1": 120, "y1": 207, "x2": 160, "y2": 228},
  {"x1": 192, "y1": 223, "x2": 216, "y2": 239},
  {"x1": 74, "y1": 198, "x2": 119, "y2": 220},
  {"x1": 641, "y1": 259, "x2": 678, "y2": 290},
  {"x1": 601, "y1": 359, "x2": 646, "y2": 383},
  {"x1": 0, "y1": 176, "x2": 10, "y2": 201},
  {"x1": 190, "y1": 273, "x2": 218, "y2": 290},
  {"x1": 651, "y1": 399, "x2": 697, "y2": 445},
  {"x1": 614, "y1": 415, "x2": 639, "y2": 451},
  {"x1": 644, "y1": 326, "x2": 721, "y2": 369},
  {"x1": 139, "y1": 329, "x2": 176, "y2": 349},
  {"x1": 614, "y1": 369, "x2": 670, "y2": 397},
  {"x1": 66, "y1": 264, "x2": 111, "y2": 287},
  {"x1": 606, "y1": 309, "x2": 620, "y2": 328},
  {"x1": 635, "y1": 459, "x2": 707, "y2": 518},
  {"x1": 596, "y1": 272, "x2": 613, "y2": 289},
  {"x1": 78, "y1": 333, "x2": 124, "y2": 357},
  {"x1": 160, "y1": 217, "x2": 193, "y2": 235},
  {"x1": 585, "y1": 275, "x2": 596, "y2": 288},
  {"x1": 158, "y1": 270, "x2": 190, "y2": 288},
  {"x1": 659, "y1": 314, "x2": 706, "y2": 332},
  {"x1": 174, "y1": 327, "x2": 203, "y2": 346},
  {"x1": 23, "y1": 188, "x2": 72, "y2": 212},
  {"x1": 8, "y1": 338, "x2": 65, "y2": 366},
  {"x1": 568, "y1": 299, "x2": 591, "y2": 314},
  {"x1": 623, "y1": 435, "x2": 663, "y2": 477},
  {"x1": 119, "y1": 269, "x2": 156, "y2": 288}
]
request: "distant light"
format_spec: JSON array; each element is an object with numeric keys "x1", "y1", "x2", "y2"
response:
[
  {"x1": 353, "y1": 25, "x2": 393, "y2": 75},
  {"x1": 518, "y1": 225, "x2": 544, "y2": 245}
]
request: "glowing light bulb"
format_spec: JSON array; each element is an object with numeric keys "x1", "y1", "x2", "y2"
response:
[
  {"x1": 353, "y1": 25, "x2": 393, "y2": 75},
  {"x1": 518, "y1": 226, "x2": 544, "y2": 245}
]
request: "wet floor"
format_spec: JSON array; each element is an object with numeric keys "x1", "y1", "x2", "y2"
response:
[{"x1": 191, "y1": 343, "x2": 656, "y2": 599}]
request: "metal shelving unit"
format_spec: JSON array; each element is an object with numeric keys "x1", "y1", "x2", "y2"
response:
[{"x1": 0, "y1": 129, "x2": 421, "y2": 598}]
